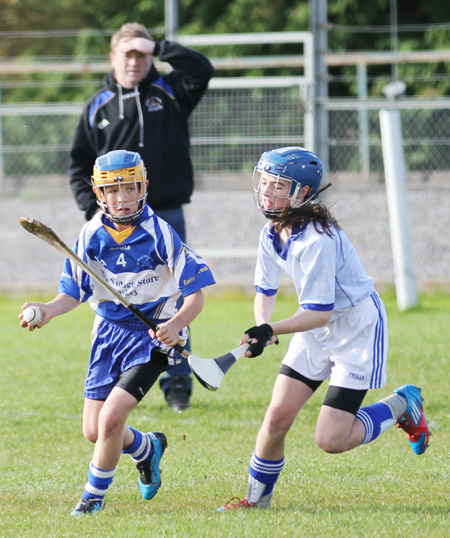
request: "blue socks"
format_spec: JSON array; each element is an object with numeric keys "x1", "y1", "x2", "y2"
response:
[
  {"x1": 356, "y1": 402, "x2": 398, "y2": 444},
  {"x1": 80, "y1": 427, "x2": 153, "y2": 505},
  {"x1": 248, "y1": 453, "x2": 285, "y2": 497},
  {"x1": 122, "y1": 427, "x2": 154, "y2": 463},
  {"x1": 82, "y1": 462, "x2": 116, "y2": 502}
]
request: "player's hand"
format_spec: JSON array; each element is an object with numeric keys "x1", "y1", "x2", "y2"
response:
[
  {"x1": 18, "y1": 302, "x2": 47, "y2": 332},
  {"x1": 119, "y1": 38, "x2": 155, "y2": 56},
  {"x1": 151, "y1": 322, "x2": 183, "y2": 347},
  {"x1": 241, "y1": 323, "x2": 278, "y2": 357}
]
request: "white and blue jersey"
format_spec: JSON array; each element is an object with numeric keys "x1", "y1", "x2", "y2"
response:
[
  {"x1": 59, "y1": 206, "x2": 215, "y2": 323},
  {"x1": 255, "y1": 221, "x2": 387, "y2": 390},
  {"x1": 255, "y1": 222, "x2": 375, "y2": 319},
  {"x1": 58, "y1": 207, "x2": 215, "y2": 399}
]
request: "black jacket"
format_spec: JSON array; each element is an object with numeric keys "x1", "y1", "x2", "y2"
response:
[{"x1": 69, "y1": 40, "x2": 214, "y2": 220}]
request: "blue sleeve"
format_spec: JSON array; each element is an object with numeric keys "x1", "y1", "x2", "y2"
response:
[
  {"x1": 255, "y1": 286, "x2": 278, "y2": 296},
  {"x1": 301, "y1": 302, "x2": 334, "y2": 311},
  {"x1": 178, "y1": 243, "x2": 216, "y2": 296},
  {"x1": 57, "y1": 240, "x2": 93, "y2": 303},
  {"x1": 153, "y1": 218, "x2": 215, "y2": 296}
]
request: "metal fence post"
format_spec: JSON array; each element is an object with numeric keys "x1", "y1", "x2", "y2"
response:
[
  {"x1": 0, "y1": 80, "x2": 4, "y2": 188},
  {"x1": 165, "y1": 0, "x2": 178, "y2": 41},
  {"x1": 357, "y1": 63, "x2": 370, "y2": 178},
  {"x1": 310, "y1": 0, "x2": 329, "y2": 172}
]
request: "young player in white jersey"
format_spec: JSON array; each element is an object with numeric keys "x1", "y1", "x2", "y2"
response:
[
  {"x1": 218, "y1": 146, "x2": 430, "y2": 511},
  {"x1": 19, "y1": 150, "x2": 215, "y2": 515}
]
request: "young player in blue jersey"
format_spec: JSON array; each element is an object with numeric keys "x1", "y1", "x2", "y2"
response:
[
  {"x1": 218, "y1": 147, "x2": 430, "y2": 511},
  {"x1": 19, "y1": 150, "x2": 215, "y2": 515}
]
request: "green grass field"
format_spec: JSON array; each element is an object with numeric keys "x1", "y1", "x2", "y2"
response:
[{"x1": 1, "y1": 289, "x2": 449, "y2": 537}]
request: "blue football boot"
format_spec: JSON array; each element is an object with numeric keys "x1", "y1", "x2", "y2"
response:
[
  {"x1": 394, "y1": 385, "x2": 430, "y2": 455},
  {"x1": 136, "y1": 432, "x2": 168, "y2": 500},
  {"x1": 71, "y1": 497, "x2": 102, "y2": 516}
]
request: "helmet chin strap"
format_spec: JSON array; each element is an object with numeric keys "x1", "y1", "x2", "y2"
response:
[
  {"x1": 311, "y1": 182, "x2": 332, "y2": 200},
  {"x1": 289, "y1": 182, "x2": 333, "y2": 210}
]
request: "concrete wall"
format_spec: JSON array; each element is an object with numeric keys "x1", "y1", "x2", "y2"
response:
[{"x1": 3, "y1": 180, "x2": 450, "y2": 296}]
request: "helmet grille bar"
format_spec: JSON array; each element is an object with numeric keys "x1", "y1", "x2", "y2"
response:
[{"x1": 91, "y1": 150, "x2": 147, "y2": 225}]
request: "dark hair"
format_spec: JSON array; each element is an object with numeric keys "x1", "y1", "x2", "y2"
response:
[{"x1": 271, "y1": 201, "x2": 340, "y2": 237}]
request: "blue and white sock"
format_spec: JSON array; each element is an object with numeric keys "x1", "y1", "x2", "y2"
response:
[
  {"x1": 82, "y1": 462, "x2": 116, "y2": 502},
  {"x1": 122, "y1": 427, "x2": 154, "y2": 463},
  {"x1": 248, "y1": 453, "x2": 285, "y2": 500},
  {"x1": 356, "y1": 402, "x2": 398, "y2": 444}
]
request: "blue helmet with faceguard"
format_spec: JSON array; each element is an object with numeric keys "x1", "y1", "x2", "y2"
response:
[
  {"x1": 252, "y1": 146, "x2": 324, "y2": 218},
  {"x1": 92, "y1": 150, "x2": 147, "y2": 225}
]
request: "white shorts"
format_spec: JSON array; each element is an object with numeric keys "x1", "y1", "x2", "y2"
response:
[{"x1": 282, "y1": 292, "x2": 388, "y2": 390}]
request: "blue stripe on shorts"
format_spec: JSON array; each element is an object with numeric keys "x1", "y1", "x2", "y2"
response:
[{"x1": 369, "y1": 291, "x2": 386, "y2": 388}]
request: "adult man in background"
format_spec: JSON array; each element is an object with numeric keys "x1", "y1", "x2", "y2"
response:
[{"x1": 69, "y1": 22, "x2": 214, "y2": 412}]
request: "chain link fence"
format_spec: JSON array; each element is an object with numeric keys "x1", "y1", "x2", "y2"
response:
[
  {"x1": 2, "y1": 30, "x2": 449, "y2": 290},
  {"x1": 1, "y1": 28, "x2": 449, "y2": 191},
  {"x1": 326, "y1": 98, "x2": 450, "y2": 184},
  {"x1": 1, "y1": 91, "x2": 449, "y2": 194},
  {"x1": 0, "y1": 80, "x2": 310, "y2": 192}
]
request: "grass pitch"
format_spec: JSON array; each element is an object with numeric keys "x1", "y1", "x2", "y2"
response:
[{"x1": 1, "y1": 288, "x2": 449, "y2": 537}]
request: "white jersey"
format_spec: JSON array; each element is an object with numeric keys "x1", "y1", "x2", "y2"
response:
[
  {"x1": 255, "y1": 221, "x2": 375, "y2": 320},
  {"x1": 58, "y1": 207, "x2": 215, "y2": 323}
]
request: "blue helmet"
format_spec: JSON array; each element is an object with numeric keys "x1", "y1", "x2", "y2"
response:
[
  {"x1": 92, "y1": 150, "x2": 147, "y2": 225},
  {"x1": 253, "y1": 147, "x2": 324, "y2": 218}
]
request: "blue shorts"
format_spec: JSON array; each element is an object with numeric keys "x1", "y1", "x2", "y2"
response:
[{"x1": 85, "y1": 316, "x2": 181, "y2": 400}]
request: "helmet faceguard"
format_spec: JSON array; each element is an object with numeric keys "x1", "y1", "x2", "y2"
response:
[
  {"x1": 92, "y1": 150, "x2": 147, "y2": 225},
  {"x1": 252, "y1": 147, "x2": 323, "y2": 219}
]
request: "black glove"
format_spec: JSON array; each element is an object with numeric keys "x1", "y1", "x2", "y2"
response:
[{"x1": 245, "y1": 323, "x2": 274, "y2": 357}]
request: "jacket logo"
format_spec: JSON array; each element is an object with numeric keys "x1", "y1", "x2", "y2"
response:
[
  {"x1": 145, "y1": 96, "x2": 163, "y2": 112},
  {"x1": 98, "y1": 119, "x2": 110, "y2": 130}
]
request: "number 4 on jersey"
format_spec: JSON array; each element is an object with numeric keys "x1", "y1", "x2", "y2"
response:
[{"x1": 116, "y1": 252, "x2": 127, "y2": 267}]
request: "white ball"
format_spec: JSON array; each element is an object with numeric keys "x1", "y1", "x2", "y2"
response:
[{"x1": 22, "y1": 306, "x2": 43, "y2": 326}]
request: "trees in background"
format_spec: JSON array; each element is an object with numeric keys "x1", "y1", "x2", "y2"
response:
[{"x1": 0, "y1": 0, "x2": 449, "y2": 101}]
